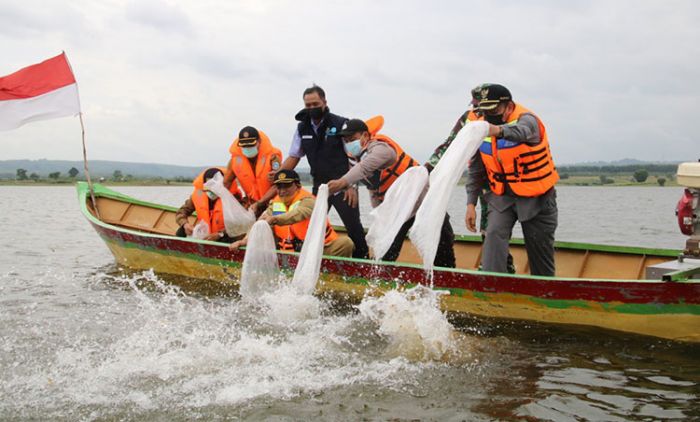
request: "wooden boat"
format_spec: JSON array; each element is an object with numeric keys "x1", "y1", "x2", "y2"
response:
[{"x1": 77, "y1": 182, "x2": 700, "y2": 342}]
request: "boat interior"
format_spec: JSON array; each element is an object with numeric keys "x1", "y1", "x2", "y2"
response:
[{"x1": 87, "y1": 195, "x2": 676, "y2": 281}]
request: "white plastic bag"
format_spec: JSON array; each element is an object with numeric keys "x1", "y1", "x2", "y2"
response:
[
  {"x1": 239, "y1": 220, "x2": 280, "y2": 300},
  {"x1": 366, "y1": 166, "x2": 428, "y2": 260},
  {"x1": 190, "y1": 219, "x2": 210, "y2": 239},
  {"x1": 204, "y1": 172, "x2": 255, "y2": 237},
  {"x1": 291, "y1": 184, "x2": 330, "y2": 295},
  {"x1": 409, "y1": 121, "x2": 489, "y2": 272}
]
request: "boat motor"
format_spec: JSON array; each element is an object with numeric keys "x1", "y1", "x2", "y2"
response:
[
  {"x1": 645, "y1": 161, "x2": 700, "y2": 280},
  {"x1": 676, "y1": 161, "x2": 700, "y2": 257}
]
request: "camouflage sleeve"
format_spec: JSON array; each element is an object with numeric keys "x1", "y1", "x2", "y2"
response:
[{"x1": 426, "y1": 111, "x2": 469, "y2": 168}]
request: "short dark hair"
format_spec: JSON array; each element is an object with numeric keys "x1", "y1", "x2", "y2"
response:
[
  {"x1": 203, "y1": 167, "x2": 223, "y2": 181},
  {"x1": 303, "y1": 84, "x2": 325, "y2": 100}
]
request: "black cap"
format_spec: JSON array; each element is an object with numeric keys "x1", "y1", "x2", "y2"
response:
[
  {"x1": 238, "y1": 126, "x2": 259, "y2": 147},
  {"x1": 338, "y1": 119, "x2": 369, "y2": 136},
  {"x1": 475, "y1": 84, "x2": 512, "y2": 111},
  {"x1": 273, "y1": 169, "x2": 301, "y2": 185}
]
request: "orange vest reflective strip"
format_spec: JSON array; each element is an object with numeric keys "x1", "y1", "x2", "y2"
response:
[
  {"x1": 191, "y1": 189, "x2": 226, "y2": 234},
  {"x1": 270, "y1": 188, "x2": 337, "y2": 250},
  {"x1": 192, "y1": 166, "x2": 241, "y2": 197},
  {"x1": 228, "y1": 131, "x2": 283, "y2": 201},
  {"x1": 479, "y1": 103, "x2": 559, "y2": 197},
  {"x1": 373, "y1": 134, "x2": 418, "y2": 201}
]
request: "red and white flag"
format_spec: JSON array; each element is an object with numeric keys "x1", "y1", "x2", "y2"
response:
[{"x1": 0, "y1": 52, "x2": 81, "y2": 131}]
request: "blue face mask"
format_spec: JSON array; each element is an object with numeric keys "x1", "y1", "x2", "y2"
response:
[
  {"x1": 344, "y1": 139, "x2": 363, "y2": 158},
  {"x1": 242, "y1": 146, "x2": 258, "y2": 158}
]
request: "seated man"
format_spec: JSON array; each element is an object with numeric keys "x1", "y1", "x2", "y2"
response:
[
  {"x1": 230, "y1": 169, "x2": 354, "y2": 257},
  {"x1": 224, "y1": 126, "x2": 283, "y2": 216},
  {"x1": 175, "y1": 167, "x2": 243, "y2": 243},
  {"x1": 327, "y1": 116, "x2": 456, "y2": 267}
]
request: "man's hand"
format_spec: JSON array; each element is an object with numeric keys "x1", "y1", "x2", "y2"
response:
[
  {"x1": 344, "y1": 186, "x2": 358, "y2": 208},
  {"x1": 183, "y1": 222, "x2": 194, "y2": 236},
  {"x1": 327, "y1": 178, "x2": 349, "y2": 195},
  {"x1": 488, "y1": 124, "x2": 504, "y2": 138},
  {"x1": 465, "y1": 204, "x2": 477, "y2": 233},
  {"x1": 248, "y1": 201, "x2": 262, "y2": 215},
  {"x1": 205, "y1": 232, "x2": 223, "y2": 241},
  {"x1": 262, "y1": 214, "x2": 277, "y2": 226},
  {"x1": 266, "y1": 170, "x2": 277, "y2": 183},
  {"x1": 229, "y1": 239, "x2": 245, "y2": 250}
]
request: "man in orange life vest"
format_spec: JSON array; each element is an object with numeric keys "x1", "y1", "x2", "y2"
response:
[
  {"x1": 327, "y1": 117, "x2": 456, "y2": 267},
  {"x1": 466, "y1": 84, "x2": 559, "y2": 276},
  {"x1": 175, "y1": 167, "x2": 243, "y2": 243},
  {"x1": 224, "y1": 126, "x2": 282, "y2": 216},
  {"x1": 230, "y1": 169, "x2": 354, "y2": 257}
]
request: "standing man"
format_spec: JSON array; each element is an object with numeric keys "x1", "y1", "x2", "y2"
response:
[
  {"x1": 277, "y1": 85, "x2": 369, "y2": 258},
  {"x1": 224, "y1": 126, "x2": 282, "y2": 216},
  {"x1": 327, "y1": 116, "x2": 456, "y2": 267},
  {"x1": 465, "y1": 84, "x2": 559, "y2": 276},
  {"x1": 427, "y1": 83, "x2": 516, "y2": 273}
]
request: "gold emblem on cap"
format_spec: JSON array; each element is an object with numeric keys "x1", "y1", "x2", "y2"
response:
[
  {"x1": 279, "y1": 173, "x2": 287, "y2": 180},
  {"x1": 242, "y1": 131, "x2": 249, "y2": 138}
]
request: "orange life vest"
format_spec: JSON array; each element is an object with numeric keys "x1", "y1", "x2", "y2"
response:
[
  {"x1": 270, "y1": 188, "x2": 338, "y2": 251},
  {"x1": 192, "y1": 166, "x2": 241, "y2": 197},
  {"x1": 478, "y1": 103, "x2": 558, "y2": 197},
  {"x1": 190, "y1": 189, "x2": 226, "y2": 234},
  {"x1": 363, "y1": 115, "x2": 418, "y2": 202},
  {"x1": 372, "y1": 135, "x2": 418, "y2": 201},
  {"x1": 228, "y1": 131, "x2": 283, "y2": 202}
]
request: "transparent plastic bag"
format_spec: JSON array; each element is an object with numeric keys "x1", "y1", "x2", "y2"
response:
[
  {"x1": 409, "y1": 121, "x2": 489, "y2": 272},
  {"x1": 204, "y1": 172, "x2": 255, "y2": 237},
  {"x1": 291, "y1": 184, "x2": 330, "y2": 295},
  {"x1": 239, "y1": 220, "x2": 280, "y2": 300},
  {"x1": 190, "y1": 219, "x2": 210, "y2": 239},
  {"x1": 366, "y1": 166, "x2": 428, "y2": 260}
]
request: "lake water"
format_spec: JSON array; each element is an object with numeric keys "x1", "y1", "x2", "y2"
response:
[{"x1": 0, "y1": 185, "x2": 698, "y2": 421}]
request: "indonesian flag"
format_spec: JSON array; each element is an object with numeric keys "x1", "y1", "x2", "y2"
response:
[{"x1": 0, "y1": 52, "x2": 81, "y2": 131}]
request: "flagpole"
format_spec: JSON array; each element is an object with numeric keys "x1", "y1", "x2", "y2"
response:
[{"x1": 79, "y1": 112, "x2": 100, "y2": 219}]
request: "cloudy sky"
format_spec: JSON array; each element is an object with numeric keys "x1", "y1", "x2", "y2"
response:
[{"x1": 1, "y1": 0, "x2": 698, "y2": 166}]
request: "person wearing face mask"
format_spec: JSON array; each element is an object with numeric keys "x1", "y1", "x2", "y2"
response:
[
  {"x1": 229, "y1": 170, "x2": 354, "y2": 257},
  {"x1": 327, "y1": 116, "x2": 456, "y2": 267},
  {"x1": 466, "y1": 84, "x2": 559, "y2": 276},
  {"x1": 175, "y1": 167, "x2": 243, "y2": 242},
  {"x1": 425, "y1": 83, "x2": 490, "y2": 172},
  {"x1": 274, "y1": 85, "x2": 369, "y2": 259},
  {"x1": 224, "y1": 126, "x2": 283, "y2": 217}
]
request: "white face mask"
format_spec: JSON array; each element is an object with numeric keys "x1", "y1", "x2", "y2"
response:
[
  {"x1": 242, "y1": 146, "x2": 258, "y2": 158},
  {"x1": 344, "y1": 138, "x2": 363, "y2": 158}
]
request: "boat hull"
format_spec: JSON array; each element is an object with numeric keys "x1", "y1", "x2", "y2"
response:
[{"x1": 80, "y1": 183, "x2": 700, "y2": 342}]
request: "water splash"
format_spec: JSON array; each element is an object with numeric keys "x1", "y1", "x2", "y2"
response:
[{"x1": 357, "y1": 285, "x2": 458, "y2": 361}]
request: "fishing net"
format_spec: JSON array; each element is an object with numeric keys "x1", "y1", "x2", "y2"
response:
[
  {"x1": 239, "y1": 220, "x2": 280, "y2": 300},
  {"x1": 291, "y1": 184, "x2": 330, "y2": 295},
  {"x1": 204, "y1": 172, "x2": 255, "y2": 237},
  {"x1": 366, "y1": 166, "x2": 428, "y2": 260},
  {"x1": 409, "y1": 121, "x2": 489, "y2": 272}
]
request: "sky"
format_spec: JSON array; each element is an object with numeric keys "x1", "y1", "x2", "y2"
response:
[{"x1": 0, "y1": 0, "x2": 698, "y2": 167}]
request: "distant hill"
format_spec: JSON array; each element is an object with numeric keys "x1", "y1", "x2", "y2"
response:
[
  {"x1": 0, "y1": 159, "x2": 203, "y2": 179},
  {"x1": 0, "y1": 159, "x2": 312, "y2": 180},
  {"x1": 560, "y1": 158, "x2": 684, "y2": 167}
]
